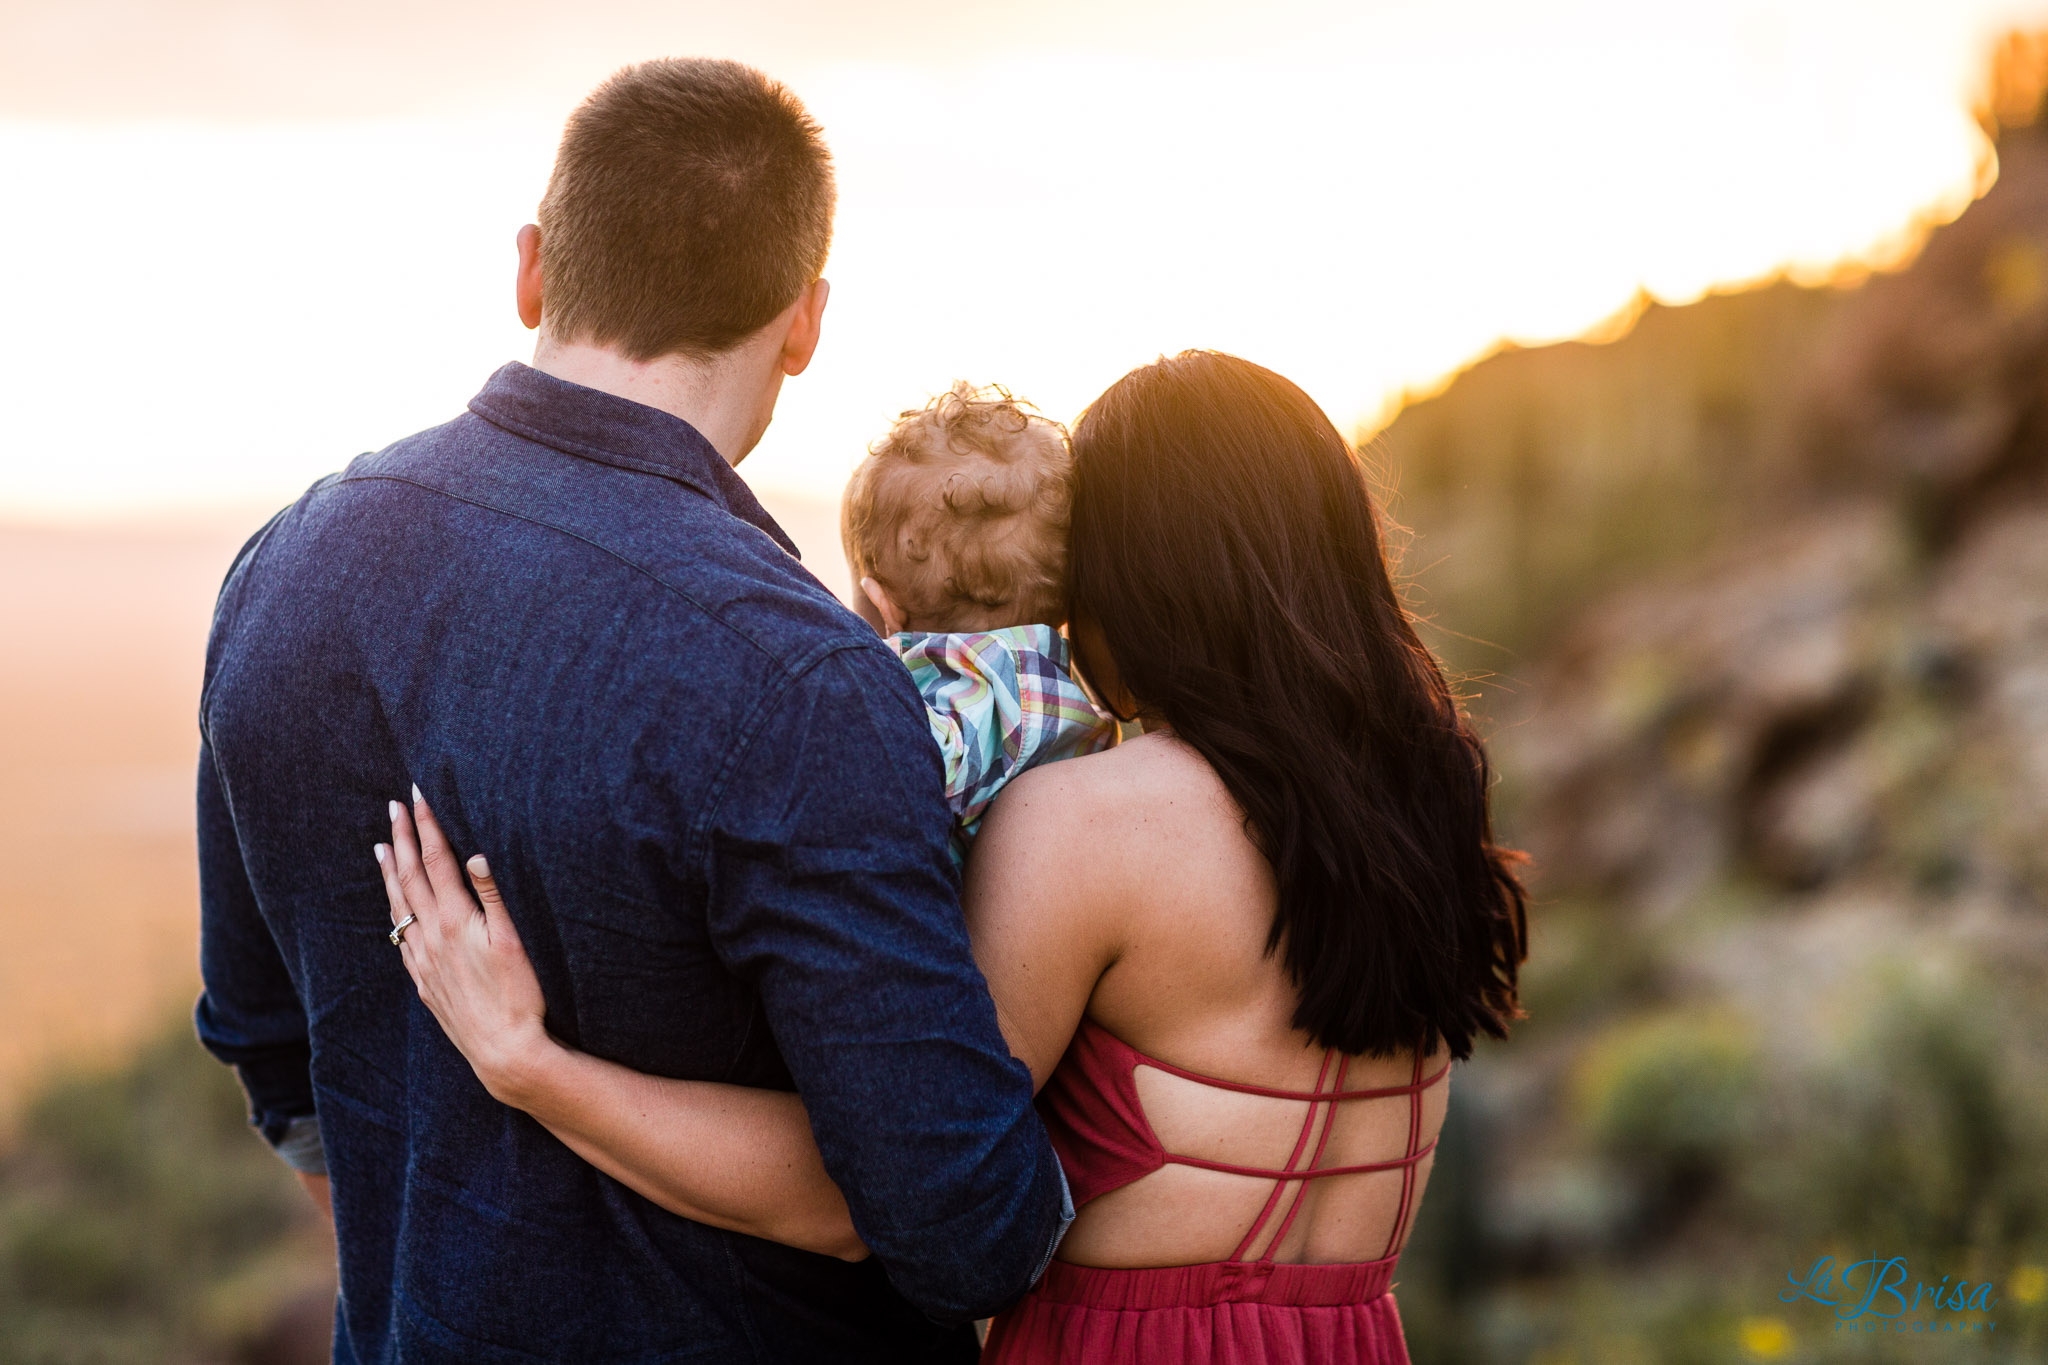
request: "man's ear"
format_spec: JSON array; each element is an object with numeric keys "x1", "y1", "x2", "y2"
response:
[
  {"x1": 515, "y1": 224, "x2": 544, "y2": 331},
  {"x1": 778, "y1": 278, "x2": 830, "y2": 377}
]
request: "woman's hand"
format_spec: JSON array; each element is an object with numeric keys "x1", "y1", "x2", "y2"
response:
[
  {"x1": 376, "y1": 790, "x2": 553, "y2": 1106},
  {"x1": 373, "y1": 794, "x2": 867, "y2": 1259}
]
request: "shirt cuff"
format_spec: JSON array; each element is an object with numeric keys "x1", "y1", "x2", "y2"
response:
[
  {"x1": 269, "y1": 1114, "x2": 327, "y2": 1176},
  {"x1": 1028, "y1": 1153, "x2": 1077, "y2": 1288}
]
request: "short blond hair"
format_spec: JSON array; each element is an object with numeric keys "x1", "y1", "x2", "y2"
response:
[{"x1": 842, "y1": 383, "x2": 1073, "y2": 631}]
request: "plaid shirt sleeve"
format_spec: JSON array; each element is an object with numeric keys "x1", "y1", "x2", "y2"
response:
[{"x1": 893, "y1": 624, "x2": 1119, "y2": 850}]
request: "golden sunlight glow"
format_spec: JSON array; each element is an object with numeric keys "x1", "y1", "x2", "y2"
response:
[{"x1": 3, "y1": 0, "x2": 2047, "y2": 519}]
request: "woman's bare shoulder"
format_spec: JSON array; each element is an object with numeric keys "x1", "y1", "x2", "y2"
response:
[
  {"x1": 977, "y1": 732, "x2": 1276, "y2": 1027},
  {"x1": 981, "y1": 732, "x2": 1247, "y2": 877},
  {"x1": 1003, "y1": 731, "x2": 1218, "y2": 810}
]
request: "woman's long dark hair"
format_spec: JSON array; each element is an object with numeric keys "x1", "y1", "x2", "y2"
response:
[{"x1": 1068, "y1": 351, "x2": 1526, "y2": 1062}]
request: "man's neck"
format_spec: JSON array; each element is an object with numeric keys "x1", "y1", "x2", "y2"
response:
[{"x1": 530, "y1": 334, "x2": 780, "y2": 466}]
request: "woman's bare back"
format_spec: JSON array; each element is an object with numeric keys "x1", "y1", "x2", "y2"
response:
[{"x1": 965, "y1": 730, "x2": 1448, "y2": 1271}]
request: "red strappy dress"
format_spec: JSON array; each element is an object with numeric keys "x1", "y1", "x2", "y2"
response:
[{"x1": 983, "y1": 1019, "x2": 1449, "y2": 1365}]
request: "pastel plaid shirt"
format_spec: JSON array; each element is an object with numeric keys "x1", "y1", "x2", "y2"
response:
[{"x1": 893, "y1": 624, "x2": 1120, "y2": 862}]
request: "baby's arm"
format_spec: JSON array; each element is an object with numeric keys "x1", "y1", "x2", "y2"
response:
[
  {"x1": 896, "y1": 628, "x2": 1116, "y2": 831},
  {"x1": 917, "y1": 658, "x2": 995, "y2": 818}
]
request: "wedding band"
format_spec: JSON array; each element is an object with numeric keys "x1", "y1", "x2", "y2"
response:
[{"x1": 389, "y1": 913, "x2": 417, "y2": 946}]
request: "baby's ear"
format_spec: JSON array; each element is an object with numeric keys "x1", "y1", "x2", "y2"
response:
[
  {"x1": 849, "y1": 575, "x2": 887, "y2": 635},
  {"x1": 860, "y1": 577, "x2": 908, "y2": 637}
]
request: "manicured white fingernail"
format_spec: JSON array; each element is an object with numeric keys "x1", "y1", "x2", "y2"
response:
[
  {"x1": 389, "y1": 800, "x2": 402, "y2": 822},
  {"x1": 374, "y1": 844, "x2": 388, "y2": 865},
  {"x1": 468, "y1": 855, "x2": 490, "y2": 878},
  {"x1": 412, "y1": 783, "x2": 423, "y2": 804}
]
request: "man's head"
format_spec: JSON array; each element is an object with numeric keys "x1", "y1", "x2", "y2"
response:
[
  {"x1": 842, "y1": 384, "x2": 1074, "y2": 636},
  {"x1": 534, "y1": 58, "x2": 834, "y2": 359},
  {"x1": 514, "y1": 59, "x2": 835, "y2": 462}
]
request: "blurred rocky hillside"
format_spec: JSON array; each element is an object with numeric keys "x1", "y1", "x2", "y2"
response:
[
  {"x1": 1385, "y1": 31, "x2": 2048, "y2": 925},
  {"x1": 1380, "y1": 33, "x2": 2048, "y2": 1365}
]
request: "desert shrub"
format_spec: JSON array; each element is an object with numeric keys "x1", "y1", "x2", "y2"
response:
[
  {"x1": 1762, "y1": 966, "x2": 2040, "y2": 1254},
  {"x1": 1574, "y1": 1009, "x2": 1762, "y2": 1218},
  {"x1": 1576, "y1": 1009, "x2": 1762, "y2": 1170},
  {"x1": 0, "y1": 1020, "x2": 332, "y2": 1365}
]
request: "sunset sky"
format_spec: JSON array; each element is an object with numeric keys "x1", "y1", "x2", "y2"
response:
[{"x1": 5, "y1": 0, "x2": 2048, "y2": 519}]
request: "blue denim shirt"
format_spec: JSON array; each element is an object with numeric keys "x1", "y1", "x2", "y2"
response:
[{"x1": 195, "y1": 363, "x2": 1069, "y2": 1363}]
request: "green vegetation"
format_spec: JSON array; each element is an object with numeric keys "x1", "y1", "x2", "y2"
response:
[
  {"x1": 1395, "y1": 909, "x2": 2048, "y2": 1363},
  {"x1": 1575, "y1": 1011, "x2": 1760, "y2": 1194},
  {"x1": 0, "y1": 1022, "x2": 333, "y2": 1365}
]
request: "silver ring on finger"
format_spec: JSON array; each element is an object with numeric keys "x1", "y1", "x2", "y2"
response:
[{"x1": 389, "y1": 913, "x2": 418, "y2": 947}]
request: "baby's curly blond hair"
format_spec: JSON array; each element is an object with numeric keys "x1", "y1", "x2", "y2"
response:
[{"x1": 841, "y1": 383, "x2": 1073, "y2": 632}]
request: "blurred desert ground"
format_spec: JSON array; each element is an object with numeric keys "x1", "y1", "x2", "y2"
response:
[
  {"x1": 0, "y1": 499, "x2": 849, "y2": 1131},
  {"x1": 0, "y1": 521, "x2": 239, "y2": 1122},
  {"x1": 10, "y1": 32, "x2": 2048, "y2": 1365}
]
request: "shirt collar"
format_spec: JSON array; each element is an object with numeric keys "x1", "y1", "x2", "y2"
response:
[{"x1": 466, "y1": 361, "x2": 799, "y2": 558}]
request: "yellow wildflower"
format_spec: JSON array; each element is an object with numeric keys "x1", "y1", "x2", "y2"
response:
[{"x1": 1738, "y1": 1316, "x2": 1792, "y2": 1360}]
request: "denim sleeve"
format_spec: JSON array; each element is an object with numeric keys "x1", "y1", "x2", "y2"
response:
[
  {"x1": 194, "y1": 735, "x2": 317, "y2": 1155},
  {"x1": 702, "y1": 644, "x2": 1067, "y2": 1324}
]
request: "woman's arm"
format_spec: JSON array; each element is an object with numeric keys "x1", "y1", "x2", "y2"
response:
[
  {"x1": 495, "y1": 1044, "x2": 863, "y2": 1260},
  {"x1": 957, "y1": 758, "x2": 1131, "y2": 1088},
  {"x1": 373, "y1": 750, "x2": 1127, "y2": 1264},
  {"x1": 376, "y1": 795, "x2": 865, "y2": 1261}
]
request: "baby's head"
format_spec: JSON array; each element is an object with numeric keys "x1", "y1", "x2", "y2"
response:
[{"x1": 842, "y1": 383, "x2": 1073, "y2": 635}]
